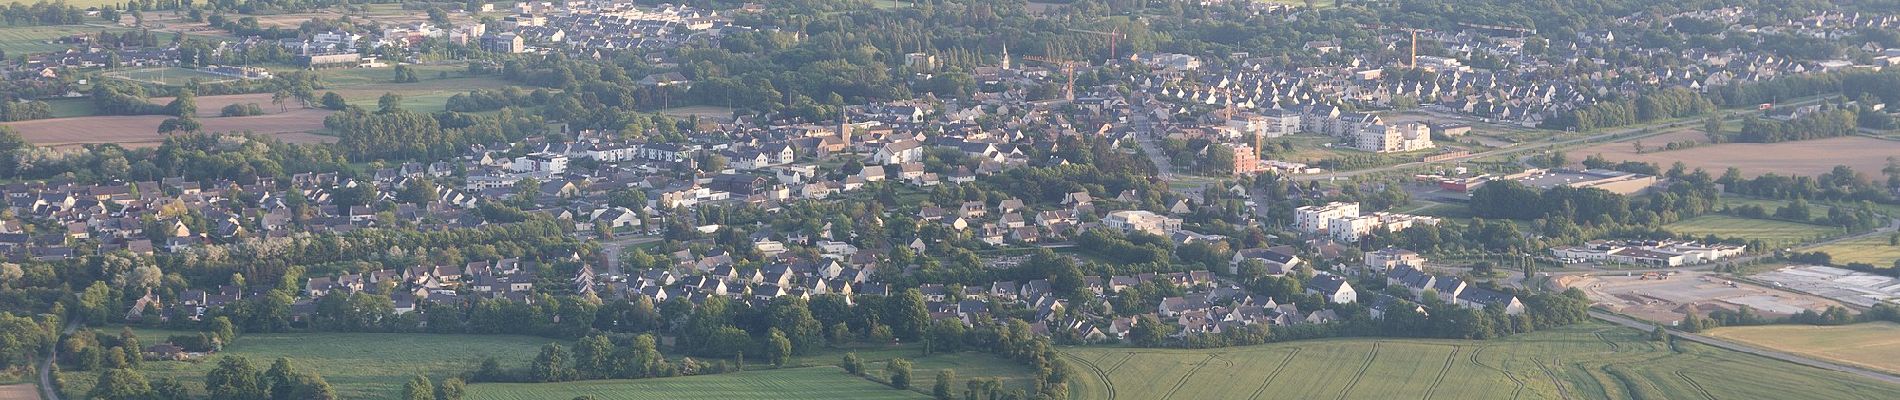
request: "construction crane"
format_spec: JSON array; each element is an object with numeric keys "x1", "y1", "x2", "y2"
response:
[
  {"x1": 1356, "y1": 23, "x2": 1427, "y2": 68},
  {"x1": 1022, "y1": 55, "x2": 1083, "y2": 101},
  {"x1": 1068, "y1": 27, "x2": 1125, "y2": 60}
]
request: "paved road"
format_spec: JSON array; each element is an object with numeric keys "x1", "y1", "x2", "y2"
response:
[
  {"x1": 1589, "y1": 311, "x2": 1900, "y2": 385},
  {"x1": 38, "y1": 322, "x2": 77, "y2": 400}
]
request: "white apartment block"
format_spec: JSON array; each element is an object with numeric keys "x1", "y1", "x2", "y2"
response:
[
  {"x1": 1295, "y1": 202, "x2": 1360, "y2": 233},
  {"x1": 1354, "y1": 122, "x2": 1434, "y2": 153}
]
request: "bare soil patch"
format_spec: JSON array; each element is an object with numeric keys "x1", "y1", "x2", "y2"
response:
[
  {"x1": 0, "y1": 384, "x2": 35, "y2": 400},
  {"x1": 1559, "y1": 270, "x2": 1842, "y2": 323},
  {"x1": 1, "y1": 109, "x2": 335, "y2": 149}
]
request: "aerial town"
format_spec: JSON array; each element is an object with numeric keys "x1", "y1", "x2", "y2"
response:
[{"x1": 1, "y1": 1, "x2": 1899, "y2": 400}]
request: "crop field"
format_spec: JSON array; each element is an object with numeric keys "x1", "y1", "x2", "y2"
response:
[
  {"x1": 1576, "y1": 134, "x2": 1900, "y2": 178},
  {"x1": 1060, "y1": 323, "x2": 1900, "y2": 400},
  {"x1": 0, "y1": 109, "x2": 336, "y2": 148},
  {"x1": 59, "y1": 331, "x2": 549, "y2": 400},
  {"x1": 0, "y1": 25, "x2": 128, "y2": 54},
  {"x1": 1811, "y1": 234, "x2": 1900, "y2": 267},
  {"x1": 465, "y1": 367, "x2": 926, "y2": 400},
  {"x1": 1663, "y1": 214, "x2": 1841, "y2": 248},
  {"x1": 1708, "y1": 323, "x2": 1900, "y2": 375}
]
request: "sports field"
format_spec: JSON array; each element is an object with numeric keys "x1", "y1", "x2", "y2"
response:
[
  {"x1": 466, "y1": 367, "x2": 926, "y2": 400},
  {"x1": 58, "y1": 331, "x2": 549, "y2": 400},
  {"x1": 1811, "y1": 234, "x2": 1900, "y2": 267},
  {"x1": 1061, "y1": 323, "x2": 1900, "y2": 400},
  {"x1": 1664, "y1": 214, "x2": 1839, "y2": 248},
  {"x1": 1708, "y1": 323, "x2": 1900, "y2": 376}
]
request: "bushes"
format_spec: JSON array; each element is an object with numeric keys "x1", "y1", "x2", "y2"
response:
[{"x1": 220, "y1": 103, "x2": 267, "y2": 117}]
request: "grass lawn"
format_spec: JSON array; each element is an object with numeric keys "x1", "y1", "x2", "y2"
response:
[
  {"x1": 466, "y1": 367, "x2": 925, "y2": 400},
  {"x1": 1811, "y1": 234, "x2": 1900, "y2": 268},
  {"x1": 1062, "y1": 322, "x2": 1900, "y2": 400},
  {"x1": 0, "y1": 24, "x2": 129, "y2": 54},
  {"x1": 59, "y1": 330, "x2": 550, "y2": 400},
  {"x1": 43, "y1": 97, "x2": 98, "y2": 118},
  {"x1": 1664, "y1": 214, "x2": 1840, "y2": 248},
  {"x1": 1707, "y1": 322, "x2": 1900, "y2": 376},
  {"x1": 310, "y1": 65, "x2": 515, "y2": 113}
]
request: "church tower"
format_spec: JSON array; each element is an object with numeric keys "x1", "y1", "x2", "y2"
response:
[{"x1": 1000, "y1": 44, "x2": 1012, "y2": 70}]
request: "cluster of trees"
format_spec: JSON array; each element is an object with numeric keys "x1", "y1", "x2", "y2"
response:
[
  {"x1": 0, "y1": 311, "x2": 57, "y2": 371},
  {"x1": 0, "y1": 0, "x2": 85, "y2": 26},
  {"x1": 220, "y1": 103, "x2": 266, "y2": 117},
  {"x1": 1718, "y1": 165, "x2": 1896, "y2": 204},
  {"x1": 471, "y1": 334, "x2": 676, "y2": 383},
  {"x1": 0, "y1": 97, "x2": 52, "y2": 122},
  {"x1": 1074, "y1": 228, "x2": 1170, "y2": 266},
  {"x1": 323, "y1": 101, "x2": 545, "y2": 161},
  {"x1": 1147, "y1": 286, "x2": 1595, "y2": 349},
  {"x1": 444, "y1": 87, "x2": 551, "y2": 113},
  {"x1": 1539, "y1": 88, "x2": 1714, "y2": 131},
  {"x1": 1734, "y1": 108, "x2": 1859, "y2": 143}
]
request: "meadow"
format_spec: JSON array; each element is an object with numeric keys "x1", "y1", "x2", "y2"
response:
[
  {"x1": 58, "y1": 330, "x2": 550, "y2": 400},
  {"x1": 1663, "y1": 214, "x2": 1842, "y2": 248},
  {"x1": 0, "y1": 24, "x2": 126, "y2": 54},
  {"x1": 466, "y1": 367, "x2": 925, "y2": 400},
  {"x1": 1708, "y1": 323, "x2": 1900, "y2": 376},
  {"x1": 1060, "y1": 322, "x2": 1900, "y2": 400},
  {"x1": 1810, "y1": 234, "x2": 1900, "y2": 267}
]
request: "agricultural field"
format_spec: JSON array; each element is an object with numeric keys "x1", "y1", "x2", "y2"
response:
[
  {"x1": 1061, "y1": 322, "x2": 1900, "y2": 400},
  {"x1": 58, "y1": 330, "x2": 549, "y2": 400},
  {"x1": 0, "y1": 109, "x2": 336, "y2": 149},
  {"x1": 1574, "y1": 134, "x2": 1900, "y2": 178},
  {"x1": 1663, "y1": 214, "x2": 1841, "y2": 248},
  {"x1": 1707, "y1": 323, "x2": 1900, "y2": 376},
  {"x1": 0, "y1": 25, "x2": 128, "y2": 54},
  {"x1": 1810, "y1": 234, "x2": 1900, "y2": 267},
  {"x1": 466, "y1": 367, "x2": 925, "y2": 400}
]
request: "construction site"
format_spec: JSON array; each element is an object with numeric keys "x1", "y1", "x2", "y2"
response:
[{"x1": 1558, "y1": 270, "x2": 1843, "y2": 323}]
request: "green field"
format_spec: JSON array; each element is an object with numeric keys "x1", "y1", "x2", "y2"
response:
[
  {"x1": 59, "y1": 330, "x2": 549, "y2": 400},
  {"x1": 462, "y1": 348, "x2": 1034, "y2": 400},
  {"x1": 0, "y1": 25, "x2": 129, "y2": 54},
  {"x1": 1664, "y1": 214, "x2": 1840, "y2": 248},
  {"x1": 1061, "y1": 323, "x2": 1900, "y2": 400},
  {"x1": 467, "y1": 367, "x2": 924, "y2": 400},
  {"x1": 105, "y1": 67, "x2": 241, "y2": 86},
  {"x1": 43, "y1": 97, "x2": 97, "y2": 118},
  {"x1": 1708, "y1": 323, "x2": 1900, "y2": 376},
  {"x1": 311, "y1": 64, "x2": 515, "y2": 113},
  {"x1": 1811, "y1": 233, "x2": 1900, "y2": 267}
]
